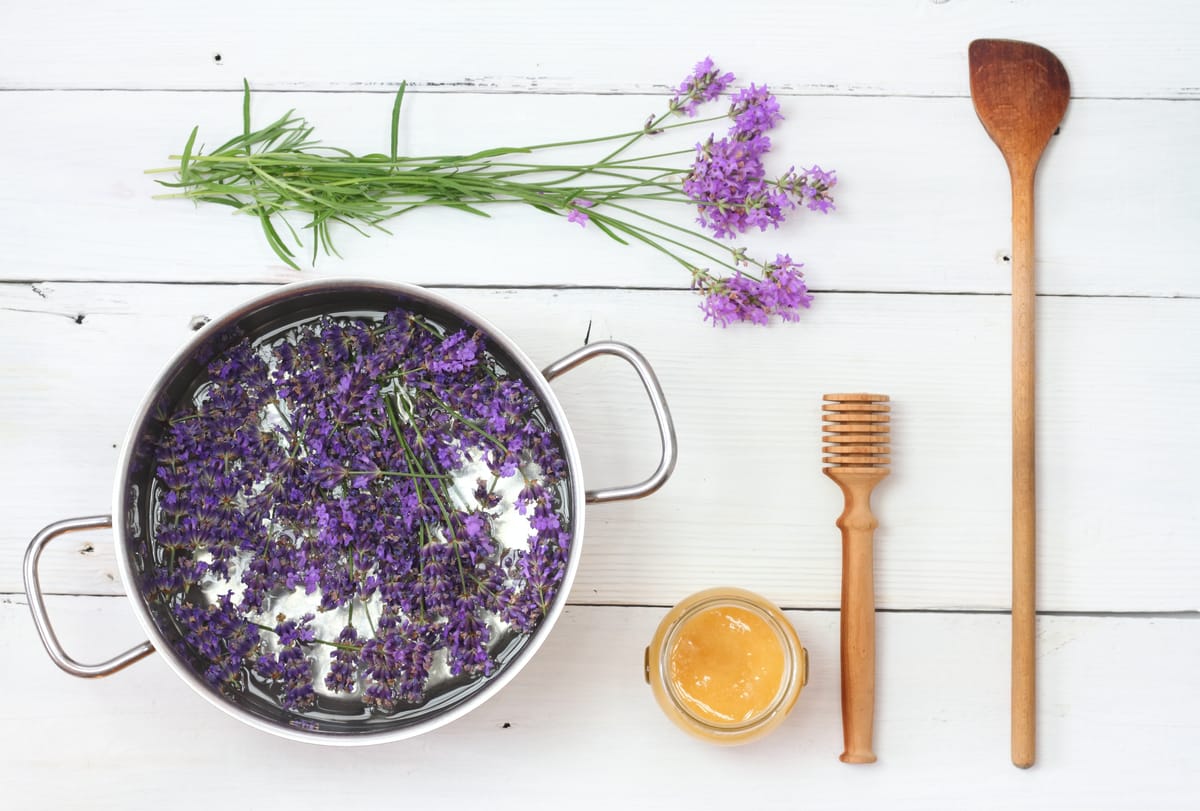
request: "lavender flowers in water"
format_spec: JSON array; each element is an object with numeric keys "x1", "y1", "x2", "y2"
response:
[
  {"x1": 147, "y1": 308, "x2": 570, "y2": 712},
  {"x1": 152, "y1": 58, "x2": 836, "y2": 326}
]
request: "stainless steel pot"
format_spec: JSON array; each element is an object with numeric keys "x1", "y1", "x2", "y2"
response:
[{"x1": 23, "y1": 279, "x2": 676, "y2": 744}]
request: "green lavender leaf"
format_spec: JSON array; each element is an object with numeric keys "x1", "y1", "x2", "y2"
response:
[
  {"x1": 242, "y1": 78, "x2": 252, "y2": 154},
  {"x1": 590, "y1": 218, "x2": 630, "y2": 246},
  {"x1": 180, "y1": 126, "x2": 198, "y2": 183},
  {"x1": 150, "y1": 76, "x2": 823, "y2": 297},
  {"x1": 390, "y1": 81, "x2": 405, "y2": 164}
]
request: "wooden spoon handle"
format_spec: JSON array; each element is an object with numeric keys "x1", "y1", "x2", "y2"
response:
[
  {"x1": 1011, "y1": 170, "x2": 1037, "y2": 769},
  {"x1": 835, "y1": 476, "x2": 882, "y2": 764}
]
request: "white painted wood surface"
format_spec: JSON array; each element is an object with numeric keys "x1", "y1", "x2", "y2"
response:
[
  {"x1": 2, "y1": 596, "x2": 1196, "y2": 809},
  {"x1": 4, "y1": 283, "x2": 1198, "y2": 612},
  {"x1": 1, "y1": 2, "x2": 1197, "y2": 808},
  {"x1": 1, "y1": 91, "x2": 1197, "y2": 296},
  {"x1": 3, "y1": 0, "x2": 1198, "y2": 98}
]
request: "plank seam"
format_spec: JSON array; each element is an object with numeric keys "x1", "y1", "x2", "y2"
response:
[
  {"x1": 3, "y1": 593, "x2": 1196, "y2": 618},
  {"x1": 0, "y1": 87, "x2": 1196, "y2": 102},
  {"x1": 2, "y1": 281, "x2": 1197, "y2": 301}
]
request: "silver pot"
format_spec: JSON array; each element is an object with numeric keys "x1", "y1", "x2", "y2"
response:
[{"x1": 23, "y1": 279, "x2": 676, "y2": 744}]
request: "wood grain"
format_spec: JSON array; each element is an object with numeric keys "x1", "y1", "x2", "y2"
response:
[
  {"x1": 1, "y1": 2, "x2": 1196, "y2": 806},
  {"x1": 969, "y1": 39, "x2": 1071, "y2": 768},
  {"x1": 0, "y1": 92, "x2": 1196, "y2": 295},
  {"x1": 824, "y1": 394, "x2": 891, "y2": 763},
  {"x1": 2, "y1": 596, "x2": 1196, "y2": 808},
  {"x1": 2, "y1": 1, "x2": 1198, "y2": 98},
  {"x1": 3, "y1": 284, "x2": 1197, "y2": 611}
]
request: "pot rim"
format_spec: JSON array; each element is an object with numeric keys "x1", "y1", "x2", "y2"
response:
[{"x1": 110, "y1": 278, "x2": 588, "y2": 746}]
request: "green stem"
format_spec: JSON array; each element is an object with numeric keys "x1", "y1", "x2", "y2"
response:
[
  {"x1": 416, "y1": 394, "x2": 509, "y2": 455},
  {"x1": 383, "y1": 396, "x2": 430, "y2": 623},
  {"x1": 589, "y1": 210, "x2": 748, "y2": 277},
  {"x1": 344, "y1": 468, "x2": 452, "y2": 481},
  {"x1": 551, "y1": 110, "x2": 724, "y2": 185},
  {"x1": 607, "y1": 147, "x2": 697, "y2": 165},
  {"x1": 602, "y1": 201, "x2": 768, "y2": 278},
  {"x1": 362, "y1": 600, "x2": 377, "y2": 635},
  {"x1": 466, "y1": 111, "x2": 727, "y2": 155},
  {"x1": 585, "y1": 213, "x2": 696, "y2": 273}
]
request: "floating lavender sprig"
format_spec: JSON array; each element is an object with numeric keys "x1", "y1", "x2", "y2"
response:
[
  {"x1": 147, "y1": 308, "x2": 570, "y2": 712},
  {"x1": 150, "y1": 58, "x2": 836, "y2": 326}
]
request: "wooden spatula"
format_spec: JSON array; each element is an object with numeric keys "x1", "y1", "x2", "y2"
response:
[{"x1": 968, "y1": 38, "x2": 1069, "y2": 770}]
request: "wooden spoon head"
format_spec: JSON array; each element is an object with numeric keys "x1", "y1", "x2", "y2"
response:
[{"x1": 969, "y1": 39, "x2": 1070, "y2": 173}]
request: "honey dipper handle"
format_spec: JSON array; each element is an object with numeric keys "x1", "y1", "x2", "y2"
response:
[
  {"x1": 829, "y1": 470, "x2": 887, "y2": 764},
  {"x1": 1011, "y1": 168, "x2": 1037, "y2": 770}
]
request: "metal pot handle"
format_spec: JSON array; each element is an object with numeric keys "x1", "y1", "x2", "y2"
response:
[
  {"x1": 23, "y1": 515, "x2": 155, "y2": 678},
  {"x1": 542, "y1": 341, "x2": 678, "y2": 504}
]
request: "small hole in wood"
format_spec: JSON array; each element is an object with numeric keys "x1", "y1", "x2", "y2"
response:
[
  {"x1": 213, "y1": 53, "x2": 223, "y2": 64},
  {"x1": 73, "y1": 313, "x2": 86, "y2": 325},
  {"x1": 501, "y1": 722, "x2": 512, "y2": 729}
]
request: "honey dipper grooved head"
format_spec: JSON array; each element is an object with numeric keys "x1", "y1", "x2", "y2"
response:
[{"x1": 822, "y1": 393, "x2": 890, "y2": 471}]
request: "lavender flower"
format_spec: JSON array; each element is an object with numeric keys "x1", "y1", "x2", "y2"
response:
[
  {"x1": 680, "y1": 81, "x2": 824, "y2": 241},
  {"x1": 671, "y1": 57, "x2": 735, "y2": 117},
  {"x1": 566, "y1": 198, "x2": 594, "y2": 227},
  {"x1": 785, "y1": 165, "x2": 838, "y2": 213},
  {"x1": 278, "y1": 642, "x2": 315, "y2": 710},
  {"x1": 362, "y1": 610, "x2": 434, "y2": 709},
  {"x1": 684, "y1": 135, "x2": 792, "y2": 238},
  {"x1": 729, "y1": 83, "x2": 784, "y2": 138},
  {"x1": 695, "y1": 254, "x2": 813, "y2": 327},
  {"x1": 157, "y1": 60, "x2": 835, "y2": 326},
  {"x1": 145, "y1": 306, "x2": 572, "y2": 715},
  {"x1": 325, "y1": 625, "x2": 362, "y2": 694}
]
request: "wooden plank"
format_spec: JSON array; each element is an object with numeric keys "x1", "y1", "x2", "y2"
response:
[
  {"x1": 1, "y1": 596, "x2": 1195, "y2": 807},
  {"x1": 2, "y1": 1, "x2": 1198, "y2": 98},
  {"x1": 0, "y1": 91, "x2": 1197, "y2": 296},
  {"x1": 3, "y1": 284, "x2": 1197, "y2": 611}
]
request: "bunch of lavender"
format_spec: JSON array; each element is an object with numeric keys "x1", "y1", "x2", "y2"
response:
[
  {"x1": 150, "y1": 59, "x2": 835, "y2": 326},
  {"x1": 146, "y1": 307, "x2": 571, "y2": 712}
]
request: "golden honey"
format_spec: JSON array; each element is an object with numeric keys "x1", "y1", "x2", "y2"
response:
[{"x1": 645, "y1": 588, "x2": 807, "y2": 745}]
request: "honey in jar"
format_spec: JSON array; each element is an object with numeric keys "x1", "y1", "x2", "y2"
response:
[{"x1": 645, "y1": 587, "x2": 807, "y2": 744}]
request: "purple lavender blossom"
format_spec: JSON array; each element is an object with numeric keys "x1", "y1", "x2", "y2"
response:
[
  {"x1": 275, "y1": 613, "x2": 316, "y2": 646},
  {"x1": 443, "y1": 597, "x2": 493, "y2": 677},
  {"x1": 786, "y1": 165, "x2": 838, "y2": 213},
  {"x1": 695, "y1": 254, "x2": 814, "y2": 327},
  {"x1": 325, "y1": 625, "x2": 362, "y2": 694},
  {"x1": 362, "y1": 610, "x2": 434, "y2": 709},
  {"x1": 146, "y1": 306, "x2": 572, "y2": 716},
  {"x1": 729, "y1": 83, "x2": 784, "y2": 138},
  {"x1": 566, "y1": 198, "x2": 594, "y2": 227},
  {"x1": 278, "y1": 642, "x2": 315, "y2": 710},
  {"x1": 671, "y1": 57, "x2": 735, "y2": 117},
  {"x1": 172, "y1": 592, "x2": 260, "y2": 689},
  {"x1": 684, "y1": 136, "x2": 792, "y2": 238},
  {"x1": 673, "y1": 69, "x2": 836, "y2": 319},
  {"x1": 504, "y1": 480, "x2": 570, "y2": 630}
]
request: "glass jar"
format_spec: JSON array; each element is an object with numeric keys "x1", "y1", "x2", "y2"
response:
[{"x1": 645, "y1": 587, "x2": 808, "y2": 745}]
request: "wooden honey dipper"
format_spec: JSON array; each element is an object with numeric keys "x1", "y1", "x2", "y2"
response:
[{"x1": 822, "y1": 393, "x2": 890, "y2": 764}]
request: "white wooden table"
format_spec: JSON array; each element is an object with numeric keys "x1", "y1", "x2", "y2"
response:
[{"x1": 2, "y1": 2, "x2": 1197, "y2": 808}]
